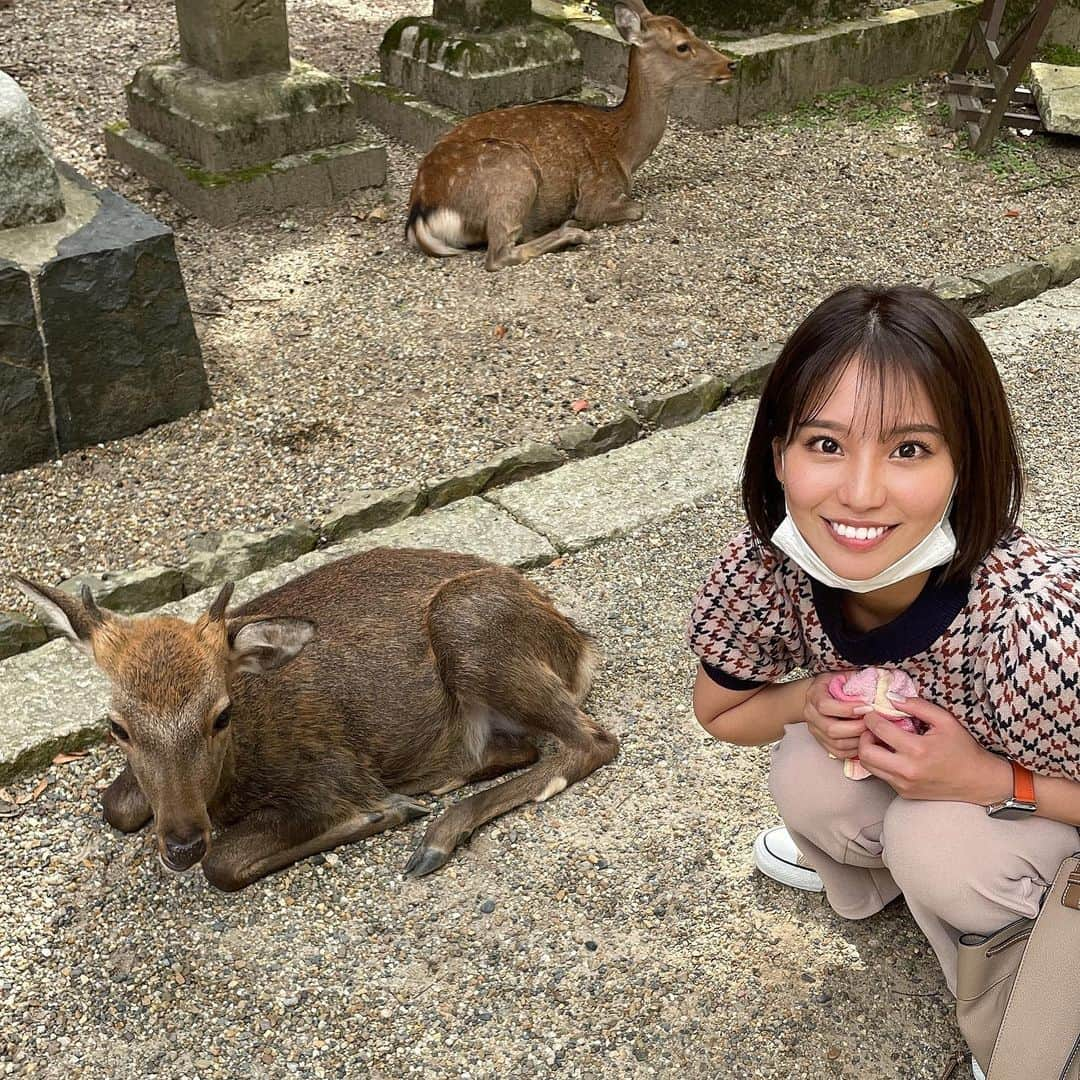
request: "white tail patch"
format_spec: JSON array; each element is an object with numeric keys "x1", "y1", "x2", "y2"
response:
[
  {"x1": 408, "y1": 208, "x2": 474, "y2": 257},
  {"x1": 534, "y1": 776, "x2": 568, "y2": 803}
]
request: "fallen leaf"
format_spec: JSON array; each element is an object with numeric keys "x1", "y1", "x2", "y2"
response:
[
  {"x1": 493, "y1": 324, "x2": 507, "y2": 339},
  {"x1": 367, "y1": 205, "x2": 391, "y2": 223},
  {"x1": 52, "y1": 751, "x2": 87, "y2": 766},
  {"x1": 15, "y1": 778, "x2": 49, "y2": 805},
  {"x1": 0, "y1": 787, "x2": 13, "y2": 804},
  {"x1": 570, "y1": 399, "x2": 589, "y2": 413},
  {"x1": 1005, "y1": 208, "x2": 1021, "y2": 218}
]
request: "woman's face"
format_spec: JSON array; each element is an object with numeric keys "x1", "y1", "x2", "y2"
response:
[{"x1": 773, "y1": 359, "x2": 957, "y2": 582}]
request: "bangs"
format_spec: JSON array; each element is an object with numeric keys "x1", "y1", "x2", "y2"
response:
[{"x1": 785, "y1": 320, "x2": 958, "y2": 453}]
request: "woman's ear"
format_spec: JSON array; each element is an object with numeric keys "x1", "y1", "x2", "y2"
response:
[{"x1": 772, "y1": 438, "x2": 785, "y2": 488}]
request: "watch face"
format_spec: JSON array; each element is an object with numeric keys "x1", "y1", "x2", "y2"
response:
[{"x1": 988, "y1": 803, "x2": 1037, "y2": 820}]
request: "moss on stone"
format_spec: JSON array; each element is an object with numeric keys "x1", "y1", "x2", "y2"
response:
[
  {"x1": 181, "y1": 160, "x2": 277, "y2": 188},
  {"x1": 104, "y1": 119, "x2": 130, "y2": 134}
]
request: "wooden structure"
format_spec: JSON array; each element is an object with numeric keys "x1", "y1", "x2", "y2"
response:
[{"x1": 945, "y1": 0, "x2": 1058, "y2": 153}]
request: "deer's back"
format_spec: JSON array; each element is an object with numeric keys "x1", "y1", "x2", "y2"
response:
[
  {"x1": 412, "y1": 101, "x2": 623, "y2": 224},
  {"x1": 229, "y1": 549, "x2": 494, "y2": 763}
]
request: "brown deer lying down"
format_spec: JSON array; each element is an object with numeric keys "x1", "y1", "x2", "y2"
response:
[
  {"x1": 406, "y1": 0, "x2": 736, "y2": 271},
  {"x1": 15, "y1": 549, "x2": 617, "y2": 891}
]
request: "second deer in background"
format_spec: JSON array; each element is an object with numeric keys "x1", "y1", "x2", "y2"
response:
[{"x1": 406, "y1": 0, "x2": 736, "y2": 271}]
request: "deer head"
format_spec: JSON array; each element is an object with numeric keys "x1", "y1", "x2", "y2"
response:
[
  {"x1": 14, "y1": 577, "x2": 315, "y2": 872},
  {"x1": 613, "y1": 0, "x2": 737, "y2": 90}
]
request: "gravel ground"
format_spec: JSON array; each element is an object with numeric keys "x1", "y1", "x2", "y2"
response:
[
  {"x1": 1, "y1": 0, "x2": 1079, "y2": 615},
  {"x1": 2, "y1": 285, "x2": 1076, "y2": 1080}
]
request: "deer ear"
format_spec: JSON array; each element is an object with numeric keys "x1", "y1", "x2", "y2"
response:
[
  {"x1": 613, "y1": 3, "x2": 646, "y2": 45},
  {"x1": 227, "y1": 617, "x2": 317, "y2": 675},
  {"x1": 11, "y1": 575, "x2": 110, "y2": 655}
]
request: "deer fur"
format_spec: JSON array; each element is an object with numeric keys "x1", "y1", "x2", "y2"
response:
[
  {"x1": 406, "y1": 0, "x2": 736, "y2": 271},
  {"x1": 14, "y1": 548, "x2": 616, "y2": 891}
]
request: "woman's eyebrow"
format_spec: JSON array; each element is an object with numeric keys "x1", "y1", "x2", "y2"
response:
[{"x1": 796, "y1": 419, "x2": 943, "y2": 438}]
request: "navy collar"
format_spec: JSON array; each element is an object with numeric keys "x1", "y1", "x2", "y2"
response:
[{"x1": 810, "y1": 569, "x2": 970, "y2": 665}]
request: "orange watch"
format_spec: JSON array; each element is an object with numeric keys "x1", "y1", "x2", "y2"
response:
[{"x1": 986, "y1": 760, "x2": 1038, "y2": 820}]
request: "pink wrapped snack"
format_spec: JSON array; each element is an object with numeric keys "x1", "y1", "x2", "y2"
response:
[{"x1": 827, "y1": 667, "x2": 923, "y2": 780}]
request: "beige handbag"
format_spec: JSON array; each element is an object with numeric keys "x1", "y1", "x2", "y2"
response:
[{"x1": 951, "y1": 853, "x2": 1080, "y2": 1079}]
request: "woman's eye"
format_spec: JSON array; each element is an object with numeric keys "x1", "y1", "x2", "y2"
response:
[
  {"x1": 213, "y1": 707, "x2": 231, "y2": 733},
  {"x1": 894, "y1": 441, "x2": 930, "y2": 459},
  {"x1": 806, "y1": 436, "x2": 841, "y2": 454},
  {"x1": 110, "y1": 720, "x2": 129, "y2": 743}
]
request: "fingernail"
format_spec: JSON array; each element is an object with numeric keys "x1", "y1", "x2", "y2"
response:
[
  {"x1": 887, "y1": 692, "x2": 909, "y2": 704},
  {"x1": 852, "y1": 705, "x2": 873, "y2": 715}
]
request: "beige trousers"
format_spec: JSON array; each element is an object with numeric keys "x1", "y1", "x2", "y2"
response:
[{"x1": 769, "y1": 723, "x2": 1080, "y2": 994}]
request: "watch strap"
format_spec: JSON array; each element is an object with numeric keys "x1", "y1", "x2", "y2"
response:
[{"x1": 1011, "y1": 759, "x2": 1035, "y2": 805}]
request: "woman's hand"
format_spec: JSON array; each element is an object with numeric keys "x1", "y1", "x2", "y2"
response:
[
  {"x1": 803, "y1": 672, "x2": 868, "y2": 759},
  {"x1": 856, "y1": 695, "x2": 1013, "y2": 804}
]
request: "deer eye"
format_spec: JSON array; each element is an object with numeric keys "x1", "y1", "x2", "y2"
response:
[
  {"x1": 676, "y1": 42, "x2": 691, "y2": 53},
  {"x1": 213, "y1": 706, "x2": 232, "y2": 733},
  {"x1": 110, "y1": 720, "x2": 130, "y2": 743}
]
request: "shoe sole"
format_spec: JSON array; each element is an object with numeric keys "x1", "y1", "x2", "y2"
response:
[{"x1": 752, "y1": 830, "x2": 825, "y2": 893}]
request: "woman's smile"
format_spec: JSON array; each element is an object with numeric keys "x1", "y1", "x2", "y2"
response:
[{"x1": 824, "y1": 518, "x2": 897, "y2": 551}]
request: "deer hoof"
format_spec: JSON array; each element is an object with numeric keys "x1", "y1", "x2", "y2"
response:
[
  {"x1": 402, "y1": 844, "x2": 452, "y2": 879},
  {"x1": 389, "y1": 794, "x2": 432, "y2": 822}
]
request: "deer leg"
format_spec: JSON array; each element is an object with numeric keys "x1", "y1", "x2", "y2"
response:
[
  {"x1": 403, "y1": 681, "x2": 616, "y2": 878},
  {"x1": 201, "y1": 794, "x2": 430, "y2": 892},
  {"x1": 428, "y1": 731, "x2": 541, "y2": 795},
  {"x1": 574, "y1": 191, "x2": 645, "y2": 228},
  {"x1": 102, "y1": 762, "x2": 153, "y2": 833},
  {"x1": 485, "y1": 221, "x2": 591, "y2": 272}
]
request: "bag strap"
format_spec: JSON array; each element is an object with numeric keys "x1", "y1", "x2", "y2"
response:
[{"x1": 988, "y1": 853, "x2": 1080, "y2": 1080}]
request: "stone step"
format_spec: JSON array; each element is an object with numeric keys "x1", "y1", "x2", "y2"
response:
[{"x1": 487, "y1": 398, "x2": 756, "y2": 552}]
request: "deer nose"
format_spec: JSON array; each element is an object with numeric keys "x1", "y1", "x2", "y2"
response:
[{"x1": 163, "y1": 831, "x2": 207, "y2": 870}]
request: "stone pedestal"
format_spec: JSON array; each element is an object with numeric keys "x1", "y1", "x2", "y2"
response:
[
  {"x1": 106, "y1": 0, "x2": 386, "y2": 225},
  {"x1": 0, "y1": 164, "x2": 209, "y2": 474},
  {"x1": 353, "y1": 0, "x2": 583, "y2": 149},
  {"x1": 1031, "y1": 63, "x2": 1080, "y2": 137}
]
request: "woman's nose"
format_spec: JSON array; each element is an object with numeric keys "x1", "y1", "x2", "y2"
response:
[{"x1": 837, "y1": 462, "x2": 886, "y2": 509}]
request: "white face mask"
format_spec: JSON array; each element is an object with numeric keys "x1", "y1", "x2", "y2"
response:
[{"x1": 769, "y1": 475, "x2": 958, "y2": 594}]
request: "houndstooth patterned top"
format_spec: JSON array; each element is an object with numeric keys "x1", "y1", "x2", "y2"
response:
[{"x1": 687, "y1": 526, "x2": 1080, "y2": 781}]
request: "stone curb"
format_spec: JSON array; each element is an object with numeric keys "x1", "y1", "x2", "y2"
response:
[
  {"x1": 5, "y1": 240, "x2": 1079, "y2": 663},
  {"x1": 536, "y1": 0, "x2": 980, "y2": 129}
]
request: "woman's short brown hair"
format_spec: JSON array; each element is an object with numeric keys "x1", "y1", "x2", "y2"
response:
[{"x1": 742, "y1": 284, "x2": 1024, "y2": 582}]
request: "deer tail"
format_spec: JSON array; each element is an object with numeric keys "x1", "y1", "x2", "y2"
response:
[{"x1": 406, "y1": 203, "x2": 473, "y2": 258}]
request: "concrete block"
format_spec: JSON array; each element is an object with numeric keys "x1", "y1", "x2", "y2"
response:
[
  {"x1": 633, "y1": 374, "x2": 729, "y2": 430},
  {"x1": 321, "y1": 485, "x2": 426, "y2": 541},
  {"x1": 0, "y1": 260, "x2": 55, "y2": 472},
  {"x1": 970, "y1": 261, "x2": 1054, "y2": 311},
  {"x1": 351, "y1": 77, "x2": 459, "y2": 153},
  {"x1": 1030, "y1": 63, "x2": 1080, "y2": 137},
  {"x1": 124, "y1": 58, "x2": 358, "y2": 174},
  {"x1": 0, "y1": 165, "x2": 209, "y2": 467},
  {"x1": 35, "y1": 165, "x2": 209, "y2": 453},
  {"x1": 380, "y1": 16, "x2": 582, "y2": 114},
  {"x1": 106, "y1": 125, "x2": 387, "y2": 227}
]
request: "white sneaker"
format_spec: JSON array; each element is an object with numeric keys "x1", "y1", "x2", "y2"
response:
[
  {"x1": 971, "y1": 1057, "x2": 986, "y2": 1080},
  {"x1": 753, "y1": 825, "x2": 824, "y2": 892}
]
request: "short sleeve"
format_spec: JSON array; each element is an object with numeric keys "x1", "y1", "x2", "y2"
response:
[
  {"x1": 982, "y1": 589, "x2": 1080, "y2": 781},
  {"x1": 687, "y1": 528, "x2": 801, "y2": 691}
]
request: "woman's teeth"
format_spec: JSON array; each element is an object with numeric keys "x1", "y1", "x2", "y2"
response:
[{"x1": 830, "y1": 521, "x2": 888, "y2": 541}]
